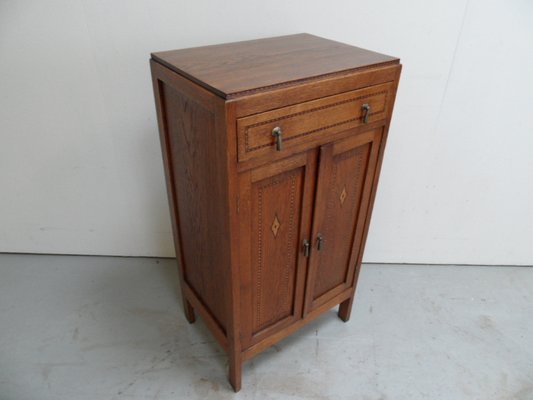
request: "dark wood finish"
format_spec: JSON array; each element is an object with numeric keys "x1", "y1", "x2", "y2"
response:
[
  {"x1": 304, "y1": 129, "x2": 383, "y2": 314},
  {"x1": 150, "y1": 61, "x2": 231, "y2": 352},
  {"x1": 238, "y1": 151, "x2": 317, "y2": 349},
  {"x1": 152, "y1": 33, "x2": 398, "y2": 98},
  {"x1": 150, "y1": 34, "x2": 401, "y2": 392},
  {"x1": 237, "y1": 82, "x2": 393, "y2": 164}
]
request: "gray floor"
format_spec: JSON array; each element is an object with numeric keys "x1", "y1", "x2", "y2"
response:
[{"x1": 0, "y1": 254, "x2": 532, "y2": 400}]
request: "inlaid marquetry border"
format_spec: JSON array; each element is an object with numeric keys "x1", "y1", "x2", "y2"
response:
[
  {"x1": 313, "y1": 145, "x2": 368, "y2": 299},
  {"x1": 243, "y1": 90, "x2": 389, "y2": 153},
  {"x1": 254, "y1": 170, "x2": 299, "y2": 333}
]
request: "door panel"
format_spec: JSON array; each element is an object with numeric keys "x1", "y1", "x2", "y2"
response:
[
  {"x1": 304, "y1": 128, "x2": 383, "y2": 313},
  {"x1": 239, "y1": 151, "x2": 316, "y2": 348}
]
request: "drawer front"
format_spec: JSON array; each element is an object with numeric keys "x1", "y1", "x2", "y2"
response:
[{"x1": 237, "y1": 82, "x2": 393, "y2": 163}]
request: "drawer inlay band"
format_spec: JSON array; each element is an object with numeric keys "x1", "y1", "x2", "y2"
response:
[{"x1": 243, "y1": 90, "x2": 389, "y2": 153}]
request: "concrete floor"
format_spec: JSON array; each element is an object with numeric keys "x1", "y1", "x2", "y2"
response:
[{"x1": 0, "y1": 254, "x2": 532, "y2": 400}]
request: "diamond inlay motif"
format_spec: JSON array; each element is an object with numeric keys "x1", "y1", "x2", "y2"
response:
[
  {"x1": 271, "y1": 214, "x2": 281, "y2": 237},
  {"x1": 340, "y1": 186, "x2": 347, "y2": 205}
]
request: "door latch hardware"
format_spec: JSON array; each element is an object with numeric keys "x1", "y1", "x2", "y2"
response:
[
  {"x1": 317, "y1": 233, "x2": 324, "y2": 251},
  {"x1": 303, "y1": 239, "x2": 310, "y2": 257}
]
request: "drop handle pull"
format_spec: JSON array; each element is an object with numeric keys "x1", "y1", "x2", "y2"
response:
[
  {"x1": 316, "y1": 233, "x2": 324, "y2": 251},
  {"x1": 303, "y1": 239, "x2": 310, "y2": 257},
  {"x1": 362, "y1": 103, "x2": 371, "y2": 124},
  {"x1": 272, "y1": 126, "x2": 283, "y2": 151}
]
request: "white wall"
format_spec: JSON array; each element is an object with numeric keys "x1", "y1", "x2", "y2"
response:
[{"x1": 1, "y1": 0, "x2": 532, "y2": 264}]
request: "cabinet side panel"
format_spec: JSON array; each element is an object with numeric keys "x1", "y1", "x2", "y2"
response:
[
  {"x1": 350, "y1": 66, "x2": 402, "y2": 288},
  {"x1": 160, "y1": 81, "x2": 228, "y2": 333}
]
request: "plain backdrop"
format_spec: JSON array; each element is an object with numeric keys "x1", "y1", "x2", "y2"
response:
[{"x1": 1, "y1": 0, "x2": 532, "y2": 265}]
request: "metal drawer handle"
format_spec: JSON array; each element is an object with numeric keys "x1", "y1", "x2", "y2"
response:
[
  {"x1": 272, "y1": 126, "x2": 283, "y2": 151},
  {"x1": 362, "y1": 103, "x2": 371, "y2": 124}
]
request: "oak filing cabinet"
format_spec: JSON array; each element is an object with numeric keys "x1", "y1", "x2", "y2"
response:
[{"x1": 150, "y1": 34, "x2": 401, "y2": 391}]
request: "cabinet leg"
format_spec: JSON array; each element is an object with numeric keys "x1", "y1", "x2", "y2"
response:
[
  {"x1": 228, "y1": 352, "x2": 242, "y2": 392},
  {"x1": 338, "y1": 296, "x2": 354, "y2": 322},
  {"x1": 182, "y1": 294, "x2": 195, "y2": 324}
]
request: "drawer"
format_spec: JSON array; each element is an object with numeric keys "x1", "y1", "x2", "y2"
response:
[{"x1": 237, "y1": 82, "x2": 393, "y2": 163}]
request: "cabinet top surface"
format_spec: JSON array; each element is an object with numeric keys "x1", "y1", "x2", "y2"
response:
[{"x1": 151, "y1": 33, "x2": 399, "y2": 99}]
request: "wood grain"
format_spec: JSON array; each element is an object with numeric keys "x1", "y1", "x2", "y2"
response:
[
  {"x1": 236, "y1": 82, "x2": 392, "y2": 164},
  {"x1": 237, "y1": 151, "x2": 317, "y2": 349},
  {"x1": 150, "y1": 34, "x2": 401, "y2": 392},
  {"x1": 304, "y1": 128, "x2": 383, "y2": 314},
  {"x1": 152, "y1": 33, "x2": 399, "y2": 98}
]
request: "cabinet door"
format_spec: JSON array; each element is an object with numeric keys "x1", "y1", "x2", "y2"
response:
[
  {"x1": 304, "y1": 128, "x2": 383, "y2": 314},
  {"x1": 238, "y1": 151, "x2": 316, "y2": 348}
]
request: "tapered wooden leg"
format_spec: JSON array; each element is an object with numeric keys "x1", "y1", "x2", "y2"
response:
[
  {"x1": 338, "y1": 296, "x2": 354, "y2": 322},
  {"x1": 182, "y1": 294, "x2": 195, "y2": 324},
  {"x1": 228, "y1": 352, "x2": 242, "y2": 392}
]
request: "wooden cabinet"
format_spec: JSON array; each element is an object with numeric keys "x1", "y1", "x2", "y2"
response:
[{"x1": 150, "y1": 33, "x2": 401, "y2": 391}]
